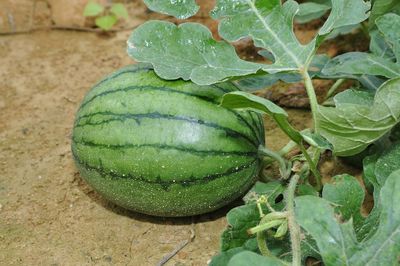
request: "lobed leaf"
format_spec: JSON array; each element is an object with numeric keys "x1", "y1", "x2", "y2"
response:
[
  {"x1": 359, "y1": 143, "x2": 400, "y2": 240},
  {"x1": 322, "y1": 52, "x2": 400, "y2": 79},
  {"x1": 296, "y1": 169, "x2": 400, "y2": 265},
  {"x1": 317, "y1": 78, "x2": 400, "y2": 156},
  {"x1": 143, "y1": 0, "x2": 199, "y2": 19},
  {"x1": 376, "y1": 13, "x2": 400, "y2": 62},
  {"x1": 352, "y1": 170, "x2": 400, "y2": 265},
  {"x1": 295, "y1": 2, "x2": 331, "y2": 24},
  {"x1": 220, "y1": 204, "x2": 261, "y2": 251},
  {"x1": 318, "y1": 0, "x2": 370, "y2": 35},
  {"x1": 322, "y1": 175, "x2": 365, "y2": 235},
  {"x1": 127, "y1": 21, "x2": 261, "y2": 85},
  {"x1": 369, "y1": 0, "x2": 400, "y2": 28},
  {"x1": 295, "y1": 196, "x2": 358, "y2": 265},
  {"x1": 322, "y1": 13, "x2": 400, "y2": 82},
  {"x1": 129, "y1": 0, "x2": 369, "y2": 85},
  {"x1": 211, "y1": 0, "x2": 314, "y2": 72}
]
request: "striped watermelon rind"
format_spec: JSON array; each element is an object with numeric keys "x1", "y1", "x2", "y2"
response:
[{"x1": 71, "y1": 64, "x2": 265, "y2": 217}]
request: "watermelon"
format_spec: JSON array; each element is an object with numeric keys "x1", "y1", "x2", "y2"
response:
[{"x1": 71, "y1": 64, "x2": 265, "y2": 217}]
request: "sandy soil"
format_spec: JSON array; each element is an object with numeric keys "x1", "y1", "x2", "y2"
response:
[
  {"x1": 0, "y1": 15, "x2": 365, "y2": 266},
  {"x1": 0, "y1": 29, "x2": 317, "y2": 266}
]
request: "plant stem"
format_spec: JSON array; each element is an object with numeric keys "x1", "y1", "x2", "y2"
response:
[
  {"x1": 257, "y1": 231, "x2": 271, "y2": 256},
  {"x1": 325, "y1": 78, "x2": 345, "y2": 100},
  {"x1": 286, "y1": 174, "x2": 301, "y2": 266},
  {"x1": 299, "y1": 144, "x2": 322, "y2": 191},
  {"x1": 258, "y1": 146, "x2": 290, "y2": 179},
  {"x1": 248, "y1": 218, "x2": 287, "y2": 234},
  {"x1": 278, "y1": 140, "x2": 297, "y2": 156},
  {"x1": 300, "y1": 70, "x2": 319, "y2": 133}
]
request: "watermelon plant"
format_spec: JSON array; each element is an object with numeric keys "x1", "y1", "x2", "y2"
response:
[
  {"x1": 72, "y1": 0, "x2": 400, "y2": 265},
  {"x1": 83, "y1": 1, "x2": 129, "y2": 31}
]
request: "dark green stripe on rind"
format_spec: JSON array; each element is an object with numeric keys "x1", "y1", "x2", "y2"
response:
[
  {"x1": 72, "y1": 146, "x2": 258, "y2": 188},
  {"x1": 79, "y1": 85, "x2": 216, "y2": 111},
  {"x1": 74, "y1": 155, "x2": 260, "y2": 216},
  {"x1": 72, "y1": 138, "x2": 256, "y2": 182},
  {"x1": 249, "y1": 112, "x2": 265, "y2": 145},
  {"x1": 72, "y1": 144, "x2": 260, "y2": 216},
  {"x1": 75, "y1": 84, "x2": 261, "y2": 149},
  {"x1": 75, "y1": 111, "x2": 258, "y2": 148},
  {"x1": 72, "y1": 138, "x2": 257, "y2": 157}
]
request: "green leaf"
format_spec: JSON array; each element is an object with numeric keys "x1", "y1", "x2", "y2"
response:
[
  {"x1": 322, "y1": 175, "x2": 365, "y2": 233},
  {"x1": 297, "y1": 184, "x2": 319, "y2": 196},
  {"x1": 220, "y1": 204, "x2": 262, "y2": 251},
  {"x1": 333, "y1": 89, "x2": 374, "y2": 107},
  {"x1": 235, "y1": 54, "x2": 329, "y2": 91},
  {"x1": 323, "y1": 13, "x2": 400, "y2": 81},
  {"x1": 317, "y1": 78, "x2": 400, "y2": 156},
  {"x1": 352, "y1": 170, "x2": 400, "y2": 265},
  {"x1": 235, "y1": 73, "x2": 300, "y2": 92},
  {"x1": 295, "y1": 2, "x2": 331, "y2": 23},
  {"x1": 83, "y1": 1, "x2": 104, "y2": 17},
  {"x1": 143, "y1": 0, "x2": 199, "y2": 19},
  {"x1": 215, "y1": 179, "x2": 320, "y2": 263},
  {"x1": 295, "y1": 196, "x2": 358, "y2": 265},
  {"x1": 211, "y1": 0, "x2": 368, "y2": 73},
  {"x1": 221, "y1": 182, "x2": 284, "y2": 251},
  {"x1": 110, "y1": 3, "x2": 129, "y2": 20},
  {"x1": 300, "y1": 131, "x2": 333, "y2": 150},
  {"x1": 129, "y1": 0, "x2": 369, "y2": 85},
  {"x1": 369, "y1": 0, "x2": 400, "y2": 28},
  {"x1": 296, "y1": 169, "x2": 400, "y2": 265},
  {"x1": 370, "y1": 30, "x2": 395, "y2": 60},
  {"x1": 210, "y1": 239, "x2": 259, "y2": 266},
  {"x1": 127, "y1": 21, "x2": 261, "y2": 85},
  {"x1": 220, "y1": 91, "x2": 303, "y2": 144},
  {"x1": 322, "y1": 52, "x2": 400, "y2": 79},
  {"x1": 318, "y1": 0, "x2": 370, "y2": 35},
  {"x1": 211, "y1": 0, "x2": 314, "y2": 72},
  {"x1": 326, "y1": 24, "x2": 361, "y2": 39},
  {"x1": 372, "y1": 142, "x2": 400, "y2": 188},
  {"x1": 95, "y1": 15, "x2": 117, "y2": 31},
  {"x1": 228, "y1": 251, "x2": 287, "y2": 266},
  {"x1": 376, "y1": 13, "x2": 400, "y2": 62},
  {"x1": 243, "y1": 181, "x2": 285, "y2": 204}
]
